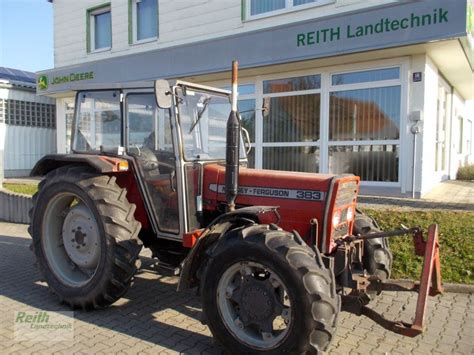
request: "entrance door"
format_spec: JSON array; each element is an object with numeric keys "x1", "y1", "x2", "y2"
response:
[{"x1": 126, "y1": 93, "x2": 180, "y2": 234}]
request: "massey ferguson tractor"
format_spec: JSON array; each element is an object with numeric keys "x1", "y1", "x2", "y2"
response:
[{"x1": 30, "y1": 62, "x2": 442, "y2": 353}]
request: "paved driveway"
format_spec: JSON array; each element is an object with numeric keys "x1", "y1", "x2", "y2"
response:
[{"x1": 0, "y1": 222, "x2": 472, "y2": 354}]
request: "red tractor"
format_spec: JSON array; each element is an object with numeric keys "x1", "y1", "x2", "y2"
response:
[{"x1": 30, "y1": 63, "x2": 442, "y2": 353}]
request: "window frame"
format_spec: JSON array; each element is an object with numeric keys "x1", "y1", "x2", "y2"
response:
[
  {"x1": 243, "y1": 0, "x2": 335, "y2": 21},
  {"x1": 327, "y1": 65, "x2": 402, "y2": 184},
  {"x1": 87, "y1": 3, "x2": 112, "y2": 53},
  {"x1": 129, "y1": 0, "x2": 159, "y2": 45}
]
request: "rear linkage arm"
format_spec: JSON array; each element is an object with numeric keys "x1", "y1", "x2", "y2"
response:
[{"x1": 341, "y1": 224, "x2": 443, "y2": 337}]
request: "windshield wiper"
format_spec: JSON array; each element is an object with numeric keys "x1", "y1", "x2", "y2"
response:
[{"x1": 188, "y1": 96, "x2": 211, "y2": 133}]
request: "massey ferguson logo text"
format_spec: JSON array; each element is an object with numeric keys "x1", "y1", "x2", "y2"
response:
[{"x1": 209, "y1": 184, "x2": 324, "y2": 201}]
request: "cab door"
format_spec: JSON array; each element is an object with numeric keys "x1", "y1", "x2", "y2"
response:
[{"x1": 125, "y1": 92, "x2": 180, "y2": 235}]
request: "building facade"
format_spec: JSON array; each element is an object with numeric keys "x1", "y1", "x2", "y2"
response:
[
  {"x1": 39, "y1": 0, "x2": 473, "y2": 197},
  {"x1": 0, "y1": 67, "x2": 56, "y2": 178}
]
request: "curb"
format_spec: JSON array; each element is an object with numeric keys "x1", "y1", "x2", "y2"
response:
[
  {"x1": 441, "y1": 283, "x2": 474, "y2": 294},
  {"x1": 0, "y1": 189, "x2": 32, "y2": 224},
  {"x1": 391, "y1": 279, "x2": 474, "y2": 294}
]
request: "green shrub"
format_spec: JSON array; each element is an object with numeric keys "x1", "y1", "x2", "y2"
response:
[{"x1": 456, "y1": 164, "x2": 474, "y2": 180}]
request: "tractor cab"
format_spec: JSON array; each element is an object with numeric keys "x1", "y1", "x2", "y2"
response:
[{"x1": 71, "y1": 80, "x2": 247, "y2": 241}]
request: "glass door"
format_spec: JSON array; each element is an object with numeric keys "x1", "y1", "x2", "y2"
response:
[{"x1": 126, "y1": 92, "x2": 180, "y2": 234}]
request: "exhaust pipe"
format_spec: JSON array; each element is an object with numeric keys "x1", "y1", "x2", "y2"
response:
[{"x1": 225, "y1": 61, "x2": 240, "y2": 212}]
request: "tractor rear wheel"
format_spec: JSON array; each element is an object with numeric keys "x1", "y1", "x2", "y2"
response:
[
  {"x1": 202, "y1": 224, "x2": 339, "y2": 354},
  {"x1": 29, "y1": 166, "x2": 142, "y2": 309},
  {"x1": 354, "y1": 210, "x2": 393, "y2": 281}
]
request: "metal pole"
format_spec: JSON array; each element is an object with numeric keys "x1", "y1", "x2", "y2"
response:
[{"x1": 412, "y1": 131, "x2": 417, "y2": 199}]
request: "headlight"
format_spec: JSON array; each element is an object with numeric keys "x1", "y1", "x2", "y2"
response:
[
  {"x1": 346, "y1": 207, "x2": 354, "y2": 221},
  {"x1": 332, "y1": 210, "x2": 341, "y2": 227}
]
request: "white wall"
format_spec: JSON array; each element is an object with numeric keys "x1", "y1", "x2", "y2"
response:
[
  {"x1": 53, "y1": 0, "x2": 401, "y2": 67},
  {"x1": 413, "y1": 56, "x2": 474, "y2": 196},
  {"x1": 0, "y1": 86, "x2": 56, "y2": 177},
  {"x1": 418, "y1": 56, "x2": 441, "y2": 195},
  {"x1": 3, "y1": 126, "x2": 56, "y2": 177}
]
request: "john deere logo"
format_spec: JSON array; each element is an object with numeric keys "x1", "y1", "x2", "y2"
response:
[{"x1": 38, "y1": 75, "x2": 48, "y2": 90}]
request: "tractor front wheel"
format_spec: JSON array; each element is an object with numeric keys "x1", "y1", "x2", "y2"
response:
[
  {"x1": 29, "y1": 166, "x2": 142, "y2": 309},
  {"x1": 202, "y1": 224, "x2": 339, "y2": 354}
]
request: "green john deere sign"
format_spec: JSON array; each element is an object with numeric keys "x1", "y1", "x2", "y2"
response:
[
  {"x1": 38, "y1": 75, "x2": 48, "y2": 90},
  {"x1": 51, "y1": 71, "x2": 95, "y2": 85},
  {"x1": 37, "y1": 71, "x2": 95, "y2": 91}
]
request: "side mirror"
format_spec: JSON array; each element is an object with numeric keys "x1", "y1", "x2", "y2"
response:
[
  {"x1": 262, "y1": 97, "x2": 271, "y2": 117},
  {"x1": 154, "y1": 79, "x2": 172, "y2": 109}
]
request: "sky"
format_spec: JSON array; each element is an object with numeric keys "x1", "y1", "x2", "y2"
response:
[{"x1": 0, "y1": 0, "x2": 54, "y2": 73}]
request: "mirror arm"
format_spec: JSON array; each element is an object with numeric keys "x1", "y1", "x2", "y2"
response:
[{"x1": 242, "y1": 127, "x2": 252, "y2": 155}]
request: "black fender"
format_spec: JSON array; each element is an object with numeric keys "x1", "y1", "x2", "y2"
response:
[
  {"x1": 31, "y1": 154, "x2": 131, "y2": 176},
  {"x1": 177, "y1": 206, "x2": 280, "y2": 291}
]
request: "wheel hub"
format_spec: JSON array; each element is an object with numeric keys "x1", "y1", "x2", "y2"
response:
[
  {"x1": 238, "y1": 276, "x2": 277, "y2": 324},
  {"x1": 217, "y1": 261, "x2": 291, "y2": 349},
  {"x1": 62, "y1": 204, "x2": 100, "y2": 269}
]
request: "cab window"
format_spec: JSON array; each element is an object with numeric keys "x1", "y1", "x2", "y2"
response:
[{"x1": 73, "y1": 90, "x2": 121, "y2": 152}]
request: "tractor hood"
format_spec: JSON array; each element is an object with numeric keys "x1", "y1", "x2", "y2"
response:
[{"x1": 202, "y1": 163, "x2": 360, "y2": 251}]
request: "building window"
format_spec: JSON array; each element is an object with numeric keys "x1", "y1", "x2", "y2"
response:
[
  {"x1": 0, "y1": 99, "x2": 4, "y2": 123},
  {"x1": 2, "y1": 99, "x2": 55, "y2": 128},
  {"x1": 457, "y1": 116, "x2": 463, "y2": 154},
  {"x1": 87, "y1": 4, "x2": 112, "y2": 52},
  {"x1": 435, "y1": 81, "x2": 449, "y2": 172},
  {"x1": 219, "y1": 83, "x2": 256, "y2": 166},
  {"x1": 466, "y1": 120, "x2": 472, "y2": 155},
  {"x1": 328, "y1": 67, "x2": 401, "y2": 182},
  {"x1": 262, "y1": 75, "x2": 322, "y2": 173},
  {"x1": 130, "y1": 0, "x2": 158, "y2": 43},
  {"x1": 245, "y1": 0, "x2": 333, "y2": 19}
]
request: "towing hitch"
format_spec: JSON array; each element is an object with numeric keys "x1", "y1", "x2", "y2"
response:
[{"x1": 343, "y1": 224, "x2": 443, "y2": 337}]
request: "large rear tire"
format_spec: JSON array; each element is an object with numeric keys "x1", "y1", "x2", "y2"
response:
[
  {"x1": 353, "y1": 210, "x2": 393, "y2": 281},
  {"x1": 202, "y1": 224, "x2": 339, "y2": 354},
  {"x1": 29, "y1": 166, "x2": 142, "y2": 309}
]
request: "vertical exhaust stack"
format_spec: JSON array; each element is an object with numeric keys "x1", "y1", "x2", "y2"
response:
[{"x1": 225, "y1": 61, "x2": 240, "y2": 212}]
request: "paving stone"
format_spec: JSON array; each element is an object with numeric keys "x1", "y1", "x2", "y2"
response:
[{"x1": 0, "y1": 221, "x2": 472, "y2": 355}]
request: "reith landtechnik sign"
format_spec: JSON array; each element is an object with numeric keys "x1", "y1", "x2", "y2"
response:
[{"x1": 297, "y1": 8, "x2": 449, "y2": 46}]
